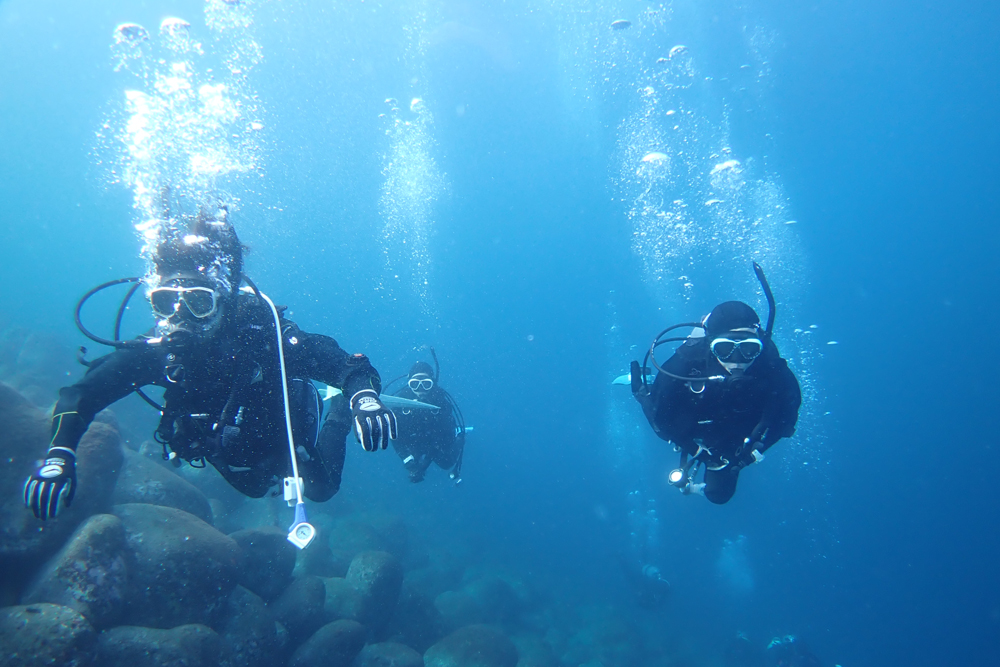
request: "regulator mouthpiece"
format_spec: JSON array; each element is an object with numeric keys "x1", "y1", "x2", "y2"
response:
[{"x1": 286, "y1": 502, "x2": 316, "y2": 550}]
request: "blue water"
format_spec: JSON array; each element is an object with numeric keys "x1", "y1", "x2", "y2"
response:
[{"x1": 1, "y1": 1, "x2": 998, "y2": 665}]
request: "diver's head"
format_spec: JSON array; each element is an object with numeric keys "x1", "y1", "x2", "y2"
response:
[
  {"x1": 147, "y1": 207, "x2": 243, "y2": 342},
  {"x1": 703, "y1": 301, "x2": 763, "y2": 376},
  {"x1": 407, "y1": 360, "x2": 435, "y2": 397}
]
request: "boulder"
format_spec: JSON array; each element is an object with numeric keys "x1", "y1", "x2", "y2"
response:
[
  {"x1": 112, "y1": 449, "x2": 213, "y2": 524},
  {"x1": 323, "y1": 576, "x2": 365, "y2": 623},
  {"x1": 75, "y1": 420, "x2": 127, "y2": 515},
  {"x1": 0, "y1": 383, "x2": 123, "y2": 600},
  {"x1": 381, "y1": 587, "x2": 446, "y2": 651},
  {"x1": 21, "y1": 514, "x2": 129, "y2": 629},
  {"x1": 0, "y1": 602, "x2": 96, "y2": 667},
  {"x1": 269, "y1": 575, "x2": 327, "y2": 649},
  {"x1": 294, "y1": 536, "x2": 350, "y2": 578},
  {"x1": 229, "y1": 526, "x2": 297, "y2": 602},
  {"x1": 112, "y1": 503, "x2": 241, "y2": 629},
  {"x1": 219, "y1": 585, "x2": 282, "y2": 667},
  {"x1": 436, "y1": 576, "x2": 521, "y2": 628},
  {"x1": 327, "y1": 513, "x2": 409, "y2": 560},
  {"x1": 346, "y1": 550, "x2": 403, "y2": 628},
  {"x1": 352, "y1": 641, "x2": 423, "y2": 667},
  {"x1": 424, "y1": 625, "x2": 519, "y2": 667},
  {"x1": 96, "y1": 624, "x2": 223, "y2": 667},
  {"x1": 512, "y1": 633, "x2": 558, "y2": 667},
  {"x1": 289, "y1": 619, "x2": 366, "y2": 667}
]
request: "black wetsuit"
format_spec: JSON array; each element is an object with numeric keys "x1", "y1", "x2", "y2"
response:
[
  {"x1": 390, "y1": 385, "x2": 463, "y2": 481},
  {"x1": 51, "y1": 293, "x2": 379, "y2": 501},
  {"x1": 638, "y1": 336, "x2": 800, "y2": 504}
]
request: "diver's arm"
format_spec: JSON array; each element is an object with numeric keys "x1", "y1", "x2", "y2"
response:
[
  {"x1": 50, "y1": 347, "x2": 161, "y2": 453},
  {"x1": 25, "y1": 346, "x2": 160, "y2": 519},
  {"x1": 281, "y1": 323, "x2": 382, "y2": 396},
  {"x1": 283, "y1": 323, "x2": 395, "y2": 451},
  {"x1": 757, "y1": 358, "x2": 802, "y2": 451}
]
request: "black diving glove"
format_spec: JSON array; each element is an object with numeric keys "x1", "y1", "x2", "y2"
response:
[
  {"x1": 24, "y1": 447, "x2": 77, "y2": 520},
  {"x1": 350, "y1": 390, "x2": 397, "y2": 452},
  {"x1": 630, "y1": 360, "x2": 653, "y2": 408}
]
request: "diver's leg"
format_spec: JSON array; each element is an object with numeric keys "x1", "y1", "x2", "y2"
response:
[
  {"x1": 432, "y1": 438, "x2": 461, "y2": 471},
  {"x1": 208, "y1": 452, "x2": 279, "y2": 499},
  {"x1": 299, "y1": 403, "x2": 349, "y2": 502},
  {"x1": 703, "y1": 465, "x2": 740, "y2": 504}
]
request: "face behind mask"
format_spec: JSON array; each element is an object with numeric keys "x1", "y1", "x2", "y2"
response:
[
  {"x1": 149, "y1": 274, "x2": 229, "y2": 342},
  {"x1": 709, "y1": 328, "x2": 763, "y2": 376}
]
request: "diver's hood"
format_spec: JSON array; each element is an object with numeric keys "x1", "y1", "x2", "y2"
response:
[
  {"x1": 703, "y1": 301, "x2": 761, "y2": 337},
  {"x1": 409, "y1": 360, "x2": 435, "y2": 378}
]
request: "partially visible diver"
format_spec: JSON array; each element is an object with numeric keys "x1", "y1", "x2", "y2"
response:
[
  {"x1": 618, "y1": 488, "x2": 669, "y2": 608},
  {"x1": 766, "y1": 635, "x2": 824, "y2": 667},
  {"x1": 389, "y1": 354, "x2": 466, "y2": 483},
  {"x1": 24, "y1": 208, "x2": 396, "y2": 520},
  {"x1": 616, "y1": 554, "x2": 671, "y2": 609},
  {"x1": 631, "y1": 264, "x2": 801, "y2": 504},
  {"x1": 723, "y1": 633, "x2": 767, "y2": 667},
  {"x1": 724, "y1": 633, "x2": 826, "y2": 667}
]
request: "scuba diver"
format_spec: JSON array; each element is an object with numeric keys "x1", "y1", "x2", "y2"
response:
[
  {"x1": 616, "y1": 554, "x2": 671, "y2": 609},
  {"x1": 617, "y1": 489, "x2": 669, "y2": 608},
  {"x1": 766, "y1": 635, "x2": 824, "y2": 667},
  {"x1": 23, "y1": 208, "x2": 397, "y2": 520},
  {"x1": 389, "y1": 354, "x2": 465, "y2": 483},
  {"x1": 630, "y1": 263, "x2": 801, "y2": 504}
]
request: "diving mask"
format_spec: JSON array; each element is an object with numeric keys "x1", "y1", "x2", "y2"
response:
[
  {"x1": 408, "y1": 377, "x2": 434, "y2": 392},
  {"x1": 710, "y1": 337, "x2": 762, "y2": 363},
  {"x1": 149, "y1": 285, "x2": 220, "y2": 320}
]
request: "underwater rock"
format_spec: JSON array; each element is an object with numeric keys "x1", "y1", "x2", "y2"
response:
[
  {"x1": 0, "y1": 602, "x2": 96, "y2": 667},
  {"x1": 113, "y1": 449, "x2": 213, "y2": 524},
  {"x1": 21, "y1": 513, "x2": 129, "y2": 629},
  {"x1": 352, "y1": 641, "x2": 423, "y2": 667},
  {"x1": 561, "y1": 607, "x2": 641, "y2": 667},
  {"x1": 96, "y1": 624, "x2": 223, "y2": 667},
  {"x1": 0, "y1": 329, "x2": 75, "y2": 407},
  {"x1": 511, "y1": 633, "x2": 558, "y2": 667},
  {"x1": 269, "y1": 574, "x2": 328, "y2": 649},
  {"x1": 346, "y1": 550, "x2": 404, "y2": 629},
  {"x1": 112, "y1": 503, "x2": 240, "y2": 629},
  {"x1": 424, "y1": 624, "x2": 519, "y2": 667},
  {"x1": 323, "y1": 576, "x2": 366, "y2": 623},
  {"x1": 403, "y1": 558, "x2": 464, "y2": 600},
  {"x1": 0, "y1": 381, "x2": 54, "y2": 592},
  {"x1": 294, "y1": 536, "x2": 350, "y2": 578},
  {"x1": 381, "y1": 586, "x2": 446, "y2": 652},
  {"x1": 0, "y1": 383, "x2": 123, "y2": 602},
  {"x1": 229, "y1": 526, "x2": 297, "y2": 602},
  {"x1": 219, "y1": 585, "x2": 282, "y2": 667},
  {"x1": 74, "y1": 420, "x2": 126, "y2": 512},
  {"x1": 435, "y1": 575, "x2": 521, "y2": 629},
  {"x1": 289, "y1": 619, "x2": 366, "y2": 667},
  {"x1": 327, "y1": 513, "x2": 410, "y2": 560}
]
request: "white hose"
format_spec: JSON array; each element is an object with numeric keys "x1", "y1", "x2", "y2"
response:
[{"x1": 256, "y1": 290, "x2": 303, "y2": 505}]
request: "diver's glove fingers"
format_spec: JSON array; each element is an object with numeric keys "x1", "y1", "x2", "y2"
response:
[
  {"x1": 24, "y1": 449, "x2": 77, "y2": 520},
  {"x1": 381, "y1": 409, "x2": 397, "y2": 448},
  {"x1": 350, "y1": 390, "x2": 395, "y2": 452},
  {"x1": 354, "y1": 415, "x2": 376, "y2": 452}
]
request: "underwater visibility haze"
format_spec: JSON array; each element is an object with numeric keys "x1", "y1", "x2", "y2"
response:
[{"x1": 1, "y1": 1, "x2": 998, "y2": 666}]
